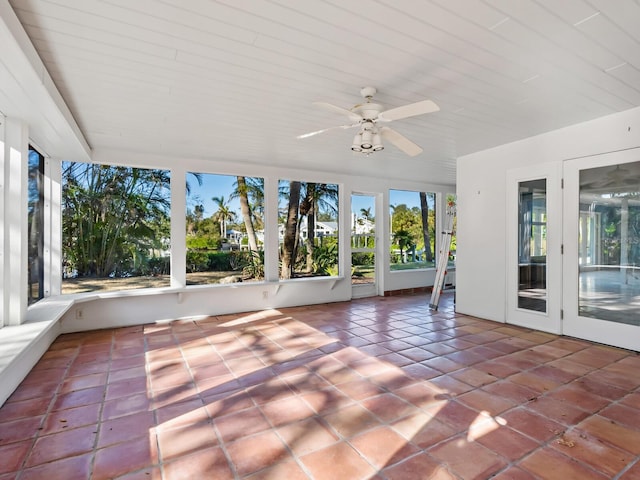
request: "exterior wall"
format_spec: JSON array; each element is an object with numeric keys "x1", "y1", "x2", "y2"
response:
[{"x1": 456, "y1": 105, "x2": 640, "y2": 322}]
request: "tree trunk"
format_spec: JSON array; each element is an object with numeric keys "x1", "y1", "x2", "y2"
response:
[
  {"x1": 237, "y1": 176, "x2": 259, "y2": 252},
  {"x1": 303, "y1": 183, "x2": 317, "y2": 273},
  {"x1": 420, "y1": 192, "x2": 433, "y2": 262},
  {"x1": 281, "y1": 181, "x2": 301, "y2": 279}
]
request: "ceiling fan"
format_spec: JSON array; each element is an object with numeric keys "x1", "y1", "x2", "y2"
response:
[{"x1": 297, "y1": 86, "x2": 439, "y2": 157}]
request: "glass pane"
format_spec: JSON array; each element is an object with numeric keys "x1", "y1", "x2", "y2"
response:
[
  {"x1": 389, "y1": 190, "x2": 436, "y2": 270},
  {"x1": 278, "y1": 180, "x2": 339, "y2": 279},
  {"x1": 62, "y1": 162, "x2": 171, "y2": 294},
  {"x1": 186, "y1": 173, "x2": 264, "y2": 285},
  {"x1": 518, "y1": 179, "x2": 547, "y2": 312},
  {"x1": 28, "y1": 148, "x2": 44, "y2": 304},
  {"x1": 579, "y1": 162, "x2": 640, "y2": 325},
  {"x1": 351, "y1": 194, "x2": 375, "y2": 285}
]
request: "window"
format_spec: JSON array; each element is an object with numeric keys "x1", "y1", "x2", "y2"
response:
[
  {"x1": 279, "y1": 180, "x2": 339, "y2": 279},
  {"x1": 28, "y1": 146, "x2": 45, "y2": 304},
  {"x1": 186, "y1": 173, "x2": 264, "y2": 284},
  {"x1": 61, "y1": 162, "x2": 171, "y2": 294},
  {"x1": 389, "y1": 189, "x2": 436, "y2": 270}
]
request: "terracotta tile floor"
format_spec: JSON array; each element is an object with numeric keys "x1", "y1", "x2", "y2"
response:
[{"x1": 1, "y1": 292, "x2": 640, "y2": 479}]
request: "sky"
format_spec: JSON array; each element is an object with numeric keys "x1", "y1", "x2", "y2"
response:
[
  {"x1": 187, "y1": 173, "x2": 242, "y2": 218},
  {"x1": 351, "y1": 194, "x2": 375, "y2": 217},
  {"x1": 390, "y1": 189, "x2": 435, "y2": 210}
]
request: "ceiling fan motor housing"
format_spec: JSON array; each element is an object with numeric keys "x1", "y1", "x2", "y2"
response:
[{"x1": 353, "y1": 103, "x2": 383, "y2": 120}]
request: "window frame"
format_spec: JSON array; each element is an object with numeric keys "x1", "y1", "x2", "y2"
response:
[
  {"x1": 389, "y1": 188, "x2": 437, "y2": 271},
  {"x1": 278, "y1": 179, "x2": 340, "y2": 280}
]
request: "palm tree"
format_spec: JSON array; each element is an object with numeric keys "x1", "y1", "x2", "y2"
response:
[
  {"x1": 390, "y1": 203, "x2": 397, "y2": 233},
  {"x1": 300, "y1": 183, "x2": 339, "y2": 272},
  {"x1": 212, "y1": 195, "x2": 235, "y2": 239},
  {"x1": 419, "y1": 192, "x2": 433, "y2": 262},
  {"x1": 234, "y1": 176, "x2": 259, "y2": 252},
  {"x1": 186, "y1": 172, "x2": 203, "y2": 196},
  {"x1": 194, "y1": 204, "x2": 204, "y2": 222},
  {"x1": 393, "y1": 229, "x2": 413, "y2": 263},
  {"x1": 281, "y1": 181, "x2": 301, "y2": 279},
  {"x1": 357, "y1": 206, "x2": 373, "y2": 231},
  {"x1": 246, "y1": 177, "x2": 265, "y2": 230},
  {"x1": 300, "y1": 183, "x2": 317, "y2": 273}
]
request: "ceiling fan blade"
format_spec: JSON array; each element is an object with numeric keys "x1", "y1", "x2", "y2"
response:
[
  {"x1": 378, "y1": 99, "x2": 439, "y2": 122},
  {"x1": 312, "y1": 102, "x2": 363, "y2": 122},
  {"x1": 380, "y1": 127, "x2": 423, "y2": 157},
  {"x1": 297, "y1": 123, "x2": 359, "y2": 139}
]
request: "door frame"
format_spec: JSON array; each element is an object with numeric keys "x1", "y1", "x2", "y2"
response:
[
  {"x1": 562, "y1": 149, "x2": 640, "y2": 351},
  {"x1": 506, "y1": 162, "x2": 562, "y2": 334}
]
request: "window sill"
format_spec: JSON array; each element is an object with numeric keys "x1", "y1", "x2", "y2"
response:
[
  {"x1": 275, "y1": 276, "x2": 344, "y2": 293},
  {"x1": 54, "y1": 276, "x2": 346, "y2": 304}
]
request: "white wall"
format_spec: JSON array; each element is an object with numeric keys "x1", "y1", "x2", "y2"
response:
[{"x1": 456, "y1": 106, "x2": 640, "y2": 322}]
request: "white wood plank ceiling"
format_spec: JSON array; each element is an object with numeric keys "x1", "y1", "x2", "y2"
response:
[{"x1": 7, "y1": 0, "x2": 640, "y2": 185}]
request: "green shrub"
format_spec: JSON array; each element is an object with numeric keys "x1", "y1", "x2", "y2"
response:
[
  {"x1": 242, "y1": 250, "x2": 264, "y2": 280},
  {"x1": 207, "y1": 252, "x2": 233, "y2": 271},
  {"x1": 148, "y1": 256, "x2": 170, "y2": 275},
  {"x1": 352, "y1": 252, "x2": 374, "y2": 266},
  {"x1": 313, "y1": 243, "x2": 338, "y2": 275},
  {"x1": 186, "y1": 251, "x2": 210, "y2": 272}
]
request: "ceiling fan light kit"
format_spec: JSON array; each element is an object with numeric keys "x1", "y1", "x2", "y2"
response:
[
  {"x1": 372, "y1": 132, "x2": 383, "y2": 151},
  {"x1": 351, "y1": 121, "x2": 384, "y2": 154},
  {"x1": 351, "y1": 132, "x2": 363, "y2": 152},
  {"x1": 299, "y1": 86, "x2": 439, "y2": 157}
]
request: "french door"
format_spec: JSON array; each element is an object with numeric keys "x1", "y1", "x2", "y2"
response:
[
  {"x1": 507, "y1": 163, "x2": 562, "y2": 333},
  {"x1": 563, "y1": 150, "x2": 640, "y2": 351}
]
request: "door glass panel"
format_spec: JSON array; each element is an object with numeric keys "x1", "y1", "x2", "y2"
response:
[
  {"x1": 351, "y1": 194, "x2": 375, "y2": 285},
  {"x1": 518, "y1": 179, "x2": 547, "y2": 312},
  {"x1": 579, "y1": 162, "x2": 640, "y2": 325}
]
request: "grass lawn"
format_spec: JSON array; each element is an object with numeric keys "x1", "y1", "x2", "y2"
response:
[{"x1": 390, "y1": 261, "x2": 436, "y2": 271}]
